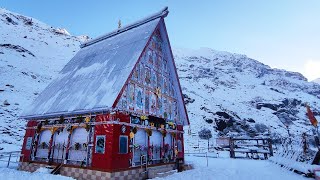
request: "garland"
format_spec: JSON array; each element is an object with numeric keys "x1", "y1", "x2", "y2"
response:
[
  {"x1": 36, "y1": 123, "x2": 42, "y2": 133},
  {"x1": 85, "y1": 123, "x2": 90, "y2": 132},
  {"x1": 146, "y1": 129, "x2": 152, "y2": 136},
  {"x1": 132, "y1": 127, "x2": 138, "y2": 134},
  {"x1": 161, "y1": 129, "x2": 167, "y2": 137},
  {"x1": 59, "y1": 116, "x2": 64, "y2": 124}
]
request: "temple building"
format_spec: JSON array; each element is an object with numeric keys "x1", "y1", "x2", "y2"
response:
[{"x1": 19, "y1": 7, "x2": 189, "y2": 179}]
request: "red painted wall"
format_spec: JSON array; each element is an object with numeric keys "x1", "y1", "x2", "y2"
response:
[
  {"x1": 110, "y1": 113, "x2": 131, "y2": 170},
  {"x1": 21, "y1": 120, "x2": 37, "y2": 162},
  {"x1": 91, "y1": 114, "x2": 113, "y2": 170},
  {"x1": 91, "y1": 113, "x2": 132, "y2": 171}
]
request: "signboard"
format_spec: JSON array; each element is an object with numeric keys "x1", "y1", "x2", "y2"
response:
[{"x1": 25, "y1": 137, "x2": 32, "y2": 150}]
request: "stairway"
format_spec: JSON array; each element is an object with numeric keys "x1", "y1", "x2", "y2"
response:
[{"x1": 50, "y1": 163, "x2": 63, "y2": 175}]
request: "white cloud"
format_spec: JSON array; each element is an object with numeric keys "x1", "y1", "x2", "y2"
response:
[{"x1": 302, "y1": 59, "x2": 320, "y2": 81}]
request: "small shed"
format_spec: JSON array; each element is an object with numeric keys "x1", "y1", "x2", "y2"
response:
[{"x1": 19, "y1": 7, "x2": 189, "y2": 179}]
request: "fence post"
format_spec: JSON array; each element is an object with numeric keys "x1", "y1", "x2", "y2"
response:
[
  {"x1": 7, "y1": 152, "x2": 12, "y2": 168},
  {"x1": 206, "y1": 152, "x2": 208, "y2": 167},
  {"x1": 268, "y1": 138, "x2": 273, "y2": 156}
]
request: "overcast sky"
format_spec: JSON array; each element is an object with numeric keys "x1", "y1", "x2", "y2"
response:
[{"x1": 2, "y1": 0, "x2": 320, "y2": 81}]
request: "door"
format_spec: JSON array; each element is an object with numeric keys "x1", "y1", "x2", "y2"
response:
[
  {"x1": 52, "y1": 130, "x2": 68, "y2": 162},
  {"x1": 149, "y1": 130, "x2": 162, "y2": 161},
  {"x1": 68, "y1": 128, "x2": 88, "y2": 164},
  {"x1": 36, "y1": 129, "x2": 51, "y2": 160},
  {"x1": 133, "y1": 129, "x2": 147, "y2": 165}
]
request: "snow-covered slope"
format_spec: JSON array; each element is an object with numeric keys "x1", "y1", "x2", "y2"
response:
[
  {"x1": 174, "y1": 48, "x2": 320, "y2": 148},
  {"x1": 0, "y1": 8, "x2": 88, "y2": 152},
  {"x1": 313, "y1": 78, "x2": 320, "y2": 84}
]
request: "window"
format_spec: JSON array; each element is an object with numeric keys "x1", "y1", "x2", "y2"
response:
[
  {"x1": 95, "y1": 135, "x2": 106, "y2": 154},
  {"x1": 119, "y1": 135, "x2": 128, "y2": 154}
]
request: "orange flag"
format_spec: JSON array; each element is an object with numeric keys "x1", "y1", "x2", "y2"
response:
[{"x1": 307, "y1": 104, "x2": 318, "y2": 127}]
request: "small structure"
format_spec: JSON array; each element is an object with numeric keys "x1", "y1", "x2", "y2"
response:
[
  {"x1": 229, "y1": 137, "x2": 273, "y2": 159},
  {"x1": 19, "y1": 7, "x2": 189, "y2": 179}
]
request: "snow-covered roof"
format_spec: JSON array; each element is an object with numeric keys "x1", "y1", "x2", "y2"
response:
[{"x1": 21, "y1": 10, "x2": 165, "y2": 119}]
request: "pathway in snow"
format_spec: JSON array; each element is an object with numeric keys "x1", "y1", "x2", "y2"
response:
[{"x1": 159, "y1": 156, "x2": 308, "y2": 180}]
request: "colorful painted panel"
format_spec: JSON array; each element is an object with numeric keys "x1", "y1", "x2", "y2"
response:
[
  {"x1": 151, "y1": 69, "x2": 157, "y2": 88},
  {"x1": 145, "y1": 91, "x2": 150, "y2": 114},
  {"x1": 128, "y1": 83, "x2": 135, "y2": 110},
  {"x1": 145, "y1": 67, "x2": 151, "y2": 86},
  {"x1": 157, "y1": 96, "x2": 163, "y2": 117},
  {"x1": 135, "y1": 86, "x2": 144, "y2": 112},
  {"x1": 150, "y1": 93, "x2": 157, "y2": 115},
  {"x1": 115, "y1": 27, "x2": 182, "y2": 123}
]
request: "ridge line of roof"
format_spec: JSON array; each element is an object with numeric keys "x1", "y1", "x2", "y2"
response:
[{"x1": 80, "y1": 7, "x2": 169, "y2": 48}]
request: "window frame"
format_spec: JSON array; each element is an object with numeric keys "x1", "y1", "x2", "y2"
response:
[
  {"x1": 119, "y1": 135, "x2": 128, "y2": 154},
  {"x1": 95, "y1": 135, "x2": 106, "y2": 154}
]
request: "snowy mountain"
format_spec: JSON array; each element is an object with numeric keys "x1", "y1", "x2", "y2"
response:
[
  {"x1": 1, "y1": 8, "x2": 319, "y2": 153},
  {"x1": 313, "y1": 78, "x2": 320, "y2": 84},
  {"x1": 0, "y1": 8, "x2": 87, "y2": 152},
  {"x1": 175, "y1": 48, "x2": 320, "y2": 148}
]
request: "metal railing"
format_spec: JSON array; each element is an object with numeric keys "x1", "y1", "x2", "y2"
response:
[{"x1": 0, "y1": 151, "x2": 24, "y2": 168}]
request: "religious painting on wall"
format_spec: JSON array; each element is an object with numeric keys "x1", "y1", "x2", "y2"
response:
[
  {"x1": 133, "y1": 64, "x2": 140, "y2": 81},
  {"x1": 95, "y1": 135, "x2": 106, "y2": 154},
  {"x1": 130, "y1": 116, "x2": 141, "y2": 124},
  {"x1": 135, "y1": 86, "x2": 144, "y2": 112},
  {"x1": 145, "y1": 67, "x2": 151, "y2": 85},
  {"x1": 147, "y1": 49, "x2": 153, "y2": 65},
  {"x1": 157, "y1": 97, "x2": 163, "y2": 117},
  {"x1": 168, "y1": 101, "x2": 172, "y2": 121},
  {"x1": 163, "y1": 58, "x2": 168, "y2": 73},
  {"x1": 128, "y1": 83, "x2": 135, "y2": 110},
  {"x1": 139, "y1": 63, "x2": 145, "y2": 83},
  {"x1": 157, "y1": 74, "x2": 162, "y2": 90},
  {"x1": 163, "y1": 77, "x2": 168, "y2": 94},
  {"x1": 145, "y1": 91, "x2": 150, "y2": 114},
  {"x1": 155, "y1": 54, "x2": 160, "y2": 70},
  {"x1": 118, "y1": 88, "x2": 128, "y2": 109},
  {"x1": 151, "y1": 69, "x2": 157, "y2": 88},
  {"x1": 150, "y1": 93, "x2": 157, "y2": 115},
  {"x1": 163, "y1": 97, "x2": 168, "y2": 119}
]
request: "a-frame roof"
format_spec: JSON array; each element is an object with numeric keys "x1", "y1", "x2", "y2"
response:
[{"x1": 21, "y1": 8, "x2": 168, "y2": 119}]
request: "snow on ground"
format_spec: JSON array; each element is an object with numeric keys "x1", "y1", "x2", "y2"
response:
[
  {"x1": 0, "y1": 168, "x2": 74, "y2": 180},
  {"x1": 158, "y1": 155, "x2": 308, "y2": 180}
]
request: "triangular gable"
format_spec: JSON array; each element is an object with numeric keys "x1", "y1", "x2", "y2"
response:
[
  {"x1": 21, "y1": 17, "x2": 161, "y2": 119},
  {"x1": 114, "y1": 19, "x2": 189, "y2": 125}
]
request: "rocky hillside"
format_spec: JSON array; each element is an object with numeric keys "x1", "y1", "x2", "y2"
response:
[
  {"x1": 0, "y1": 8, "x2": 87, "y2": 152},
  {"x1": 174, "y1": 48, "x2": 320, "y2": 148}
]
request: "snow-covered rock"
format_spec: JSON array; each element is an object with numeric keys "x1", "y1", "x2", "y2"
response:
[{"x1": 0, "y1": 8, "x2": 86, "y2": 152}]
